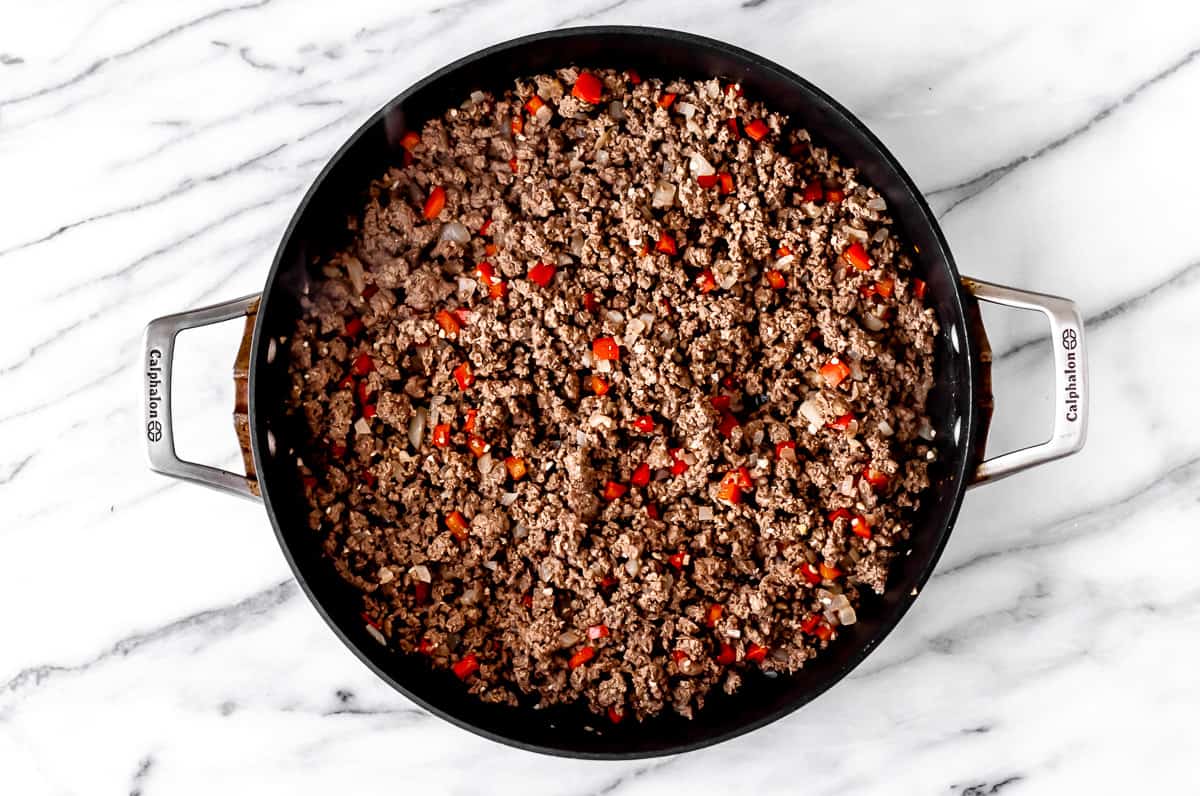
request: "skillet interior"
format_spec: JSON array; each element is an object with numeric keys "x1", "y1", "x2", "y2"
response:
[{"x1": 249, "y1": 27, "x2": 984, "y2": 758}]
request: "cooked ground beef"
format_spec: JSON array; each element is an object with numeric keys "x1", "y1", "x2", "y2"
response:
[{"x1": 284, "y1": 68, "x2": 938, "y2": 722}]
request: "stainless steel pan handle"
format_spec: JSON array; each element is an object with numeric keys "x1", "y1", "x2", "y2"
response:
[
  {"x1": 142, "y1": 294, "x2": 263, "y2": 500},
  {"x1": 962, "y1": 278, "x2": 1088, "y2": 486}
]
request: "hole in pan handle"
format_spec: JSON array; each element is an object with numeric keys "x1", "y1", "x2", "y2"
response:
[
  {"x1": 962, "y1": 277, "x2": 1089, "y2": 487},
  {"x1": 142, "y1": 294, "x2": 263, "y2": 501}
]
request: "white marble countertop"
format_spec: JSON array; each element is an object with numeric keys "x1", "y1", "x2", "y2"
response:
[{"x1": 3, "y1": 1, "x2": 1198, "y2": 793}]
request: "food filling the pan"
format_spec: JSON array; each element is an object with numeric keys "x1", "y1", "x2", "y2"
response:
[{"x1": 284, "y1": 68, "x2": 937, "y2": 721}]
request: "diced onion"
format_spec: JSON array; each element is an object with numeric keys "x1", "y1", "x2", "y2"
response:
[
  {"x1": 500, "y1": 491, "x2": 518, "y2": 506},
  {"x1": 345, "y1": 256, "x2": 366, "y2": 295},
  {"x1": 469, "y1": 90, "x2": 486, "y2": 105},
  {"x1": 559, "y1": 631, "x2": 581, "y2": 647},
  {"x1": 863, "y1": 313, "x2": 886, "y2": 332},
  {"x1": 652, "y1": 180, "x2": 677, "y2": 208},
  {"x1": 918, "y1": 418, "x2": 936, "y2": 440},
  {"x1": 698, "y1": 506, "x2": 714, "y2": 521},
  {"x1": 461, "y1": 586, "x2": 479, "y2": 605},
  {"x1": 570, "y1": 231, "x2": 585, "y2": 256},
  {"x1": 477, "y1": 453, "x2": 494, "y2": 475},
  {"x1": 878, "y1": 419, "x2": 895, "y2": 436},
  {"x1": 872, "y1": 228, "x2": 890, "y2": 243},
  {"x1": 799, "y1": 398, "x2": 824, "y2": 427},
  {"x1": 608, "y1": 100, "x2": 625, "y2": 120},
  {"x1": 409, "y1": 564, "x2": 432, "y2": 583},
  {"x1": 838, "y1": 605, "x2": 857, "y2": 625},
  {"x1": 440, "y1": 221, "x2": 471, "y2": 243},
  {"x1": 867, "y1": 196, "x2": 887, "y2": 211},
  {"x1": 408, "y1": 407, "x2": 427, "y2": 449},
  {"x1": 366, "y1": 625, "x2": 386, "y2": 645},
  {"x1": 354, "y1": 417, "x2": 371, "y2": 435},
  {"x1": 483, "y1": 560, "x2": 498, "y2": 571},
  {"x1": 595, "y1": 150, "x2": 610, "y2": 166},
  {"x1": 625, "y1": 557, "x2": 641, "y2": 576},
  {"x1": 688, "y1": 151, "x2": 715, "y2": 177},
  {"x1": 676, "y1": 101, "x2": 697, "y2": 118}
]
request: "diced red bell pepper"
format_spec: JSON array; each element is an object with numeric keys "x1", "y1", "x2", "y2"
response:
[
  {"x1": 695, "y1": 269, "x2": 717, "y2": 293},
  {"x1": 718, "y1": 172, "x2": 734, "y2": 195},
  {"x1": 592, "y1": 336, "x2": 620, "y2": 361},
  {"x1": 603, "y1": 481, "x2": 627, "y2": 501},
  {"x1": 726, "y1": 83, "x2": 744, "y2": 97},
  {"x1": 505, "y1": 456, "x2": 527, "y2": 481},
  {"x1": 509, "y1": 157, "x2": 519, "y2": 174},
  {"x1": 583, "y1": 291, "x2": 599, "y2": 314},
  {"x1": 302, "y1": 475, "x2": 318, "y2": 490},
  {"x1": 607, "y1": 706, "x2": 624, "y2": 724},
  {"x1": 697, "y1": 173, "x2": 718, "y2": 189},
  {"x1": 658, "y1": 92, "x2": 676, "y2": 109},
  {"x1": 801, "y1": 614, "x2": 821, "y2": 634},
  {"x1": 766, "y1": 269, "x2": 787, "y2": 290},
  {"x1": 732, "y1": 466, "x2": 753, "y2": 489},
  {"x1": 361, "y1": 611, "x2": 381, "y2": 630},
  {"x1": 522, "y1": 592, "x2": 533, "y2": 608},
  {"x1": 627, "y1": 69, "x2": 641, "y2": 85},
  {"x1": 803, "y1": 182, "x2": 825, "y2": 203},
  {"x1": 361, "y1": 468, "x2": 377, "y2": 487},
  {"x1": 717, "y1": 478, "x2": 741, "y2": 505},
  {"x1": 710, "y1": 395, "x2": 731, "y2": 411},
  {"x1": 479, "y1": 218, "x2": 493, "y2": 236},
  {"x1": 717, "y1": 411, "x2": 739, "y2": 438},
  {"x1": 820, "y1": 562, "x2": 842, "y2": 580},
  {"x1": 361, "y1": 284, "x2": 379, "y2": 300},
  {"x1": 716, "y1": 643, "x2": 737, "y2": 665},
  {"x1": 828, "y1": 508, "x2": 852, "y2": 523},
  {"x1": 412, "y1": 580, "x2": 429, "y2": 604},
  {"x1": 524, "y1": 95, "x2": 545, "y2": 116},
  {"x1": 330, "y1": 442, "x2": 347, "y2": 459},
  {"x1": 463, "y1": 409, "x2": 477, "y2": 433},
  {"x1": 913, "y1": 278, "x2": 927, "y2": 301},
  {"x1": 351, "y1": 353, "x2": 374, "y2": 376},
  {"x1": 399, "y1": 130, "x2": 421, "y2": 151},
  {"x1": 800, "y1": 563, "x2": 822, "y2": 585},
  {"x1": 454, "y1": 362, "x2": 475, "y2": 391},
  {"x1": 446, "y1": 510, "x2": 470, "y2": 541},
  {"x1": 819, "y1": 355, "x2": 851, "y2": 388},
  {"x1": 843, "y1": 242, "x2": 871, "y2": 272},
  {"x1": 726, "y1": 118, "x2": 739, "y2": 139},
  {"x1": 813, "y1": 623, "x2": 834, "y2": 642},
  {"x1": 669, "y1": 448, "x2": 689, "y2": 476},
  {"x1": 528, "y1": 261, "x2": 556, "y2": 287},
  {"x1": 745, "y1": 643, "x2": 768, "y2": 663},
  {"x1": 672, "y1": 649, "x2": 689, "y2": 663},
  {"x1": 826, "y1": 412, "x2": 854, "y2": 431},
  {"x1": 571, "y1": 72, "x2": 604, "y2": 104},
  {"x1": 862, "y1": 467, "x2": 889, "y2": 489},
  {"x1": 656, "y1": 231, "x2": 677, "y2": 255},
  {"x1": 362, "y1": 404, "x2": 377, "y2": 420},
  {"x1": 775, "y1": 440, "x2": 796, "y2": 459},
  {"x1": 484, "y1": 242, "x2": 498, "y2": 256},
  {"x1": 632, "y1": 414, "x2": 655, "y2": 433},
  {"x1": 357, "y1": 379, "x2": 373, "y2": 406},
  {"x1": 417, "y1": 637, "x2": 434, "y2": 654},
  {"x1": 476, "y1": 262, "x2": 507, "y2": 300},
  {"x1": 825, "y1": 188, "x2": 845, "y2": 204},
  {"x1": 631, "y1": 462, "x2": 651, "y2": 488},
  {"x1": 568, "y1": 646, "x2": 595, "y2": 669},
  {"x1": 432, "y1": 423, "x2": 451, "y2": 448},
  {"x1": 338, "y1": 375, "x2": 355, "y2": 392},
  {"x1": 452, "y1": 307, "x2": 472, "y2": 326},
  {"x1": 589, "y1": 374, "x2": 610, "y2": 396},
  {"x1": 343, "y1": 317, "x2": 363, "y2": 337},
  {"x1": 744, "y1": 118, "x2": 769, "y2": 141},
  {"x1": 402, "y1": 149, "x2": 414, "y2": 167},
  {"x1": 467, "y1": 434, "x2": 490, "y2": 458},
  {"x1": 667, "y1": 550, "x2": 689, "y2": 570},
  {"x1": 599, "y1": 575, "x2": 619, "y2": 592},
  {"x1": 875, "y1": 278, "x2": 894, "y2": 299},
  {"x1": 587, "y1": 624, "x2": 610, "y2": 640},
  {"x1": 850, "y1": 515, "x2": 872, "y2": 539},
  {"x1": 423, "y1": 185, "x2": 446, "y2": 220},
  {"x1": 452, "y1": 653, "x2": 479, "y2": 679},
  {"x1": 705, "y1": 603, "x2": 724, "y2": 628},
  {"x1": 646, "y1": 502, "x2": 659, "y2": 519},
  {"x1": 435, "y1": 309, "x2": 460, "y2": 337}
]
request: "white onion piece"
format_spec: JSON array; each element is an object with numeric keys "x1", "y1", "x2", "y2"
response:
[
  {"x1": 408, "y1": 407, "x2": 427, "y2": 449},
  {"x1": 799, "y1": 398, "x2": 824, "y2": 427},
  {"x1": 559, "y1": 631, "x2": 581, "y2": 647},
  {"x1": 676, "y1": 101, "x2": 697, "y2": 118},
  {"x1": 513, "y1": 522, "x2": 528, "y2": 540},
  {"x1": 638, "y1": 312, "x2": 655, "y2": 330},
  {"x1": 354, "y1": 417, "x2": 371, "y2": 435},
  {"x1": 409, "y1": 564, "x2": 432, "y2": 583},
  {"x1": 470, "y1": 90, "x2": 486, "y2": 105},
  {"x1": 652, "y1": 180, "x2": 676, "y2": 208},
  {"x1": 878, "y1": 419, "x2": 895, "y2": 437},
  {"x1": 608, "y1": 100, "x2": 625, "y2": 120},
  {"x1": 625, "y1": 557, "x2": 640, "y2": 576},
  {"x1": 918, "y1": 418, "x2": 936, "y2": 440},
  {"x1": 867, "y1": 196, "x2": 887, "y2": 211},
  {"x1": 345, "y1": 256, "x2": 366, "y2": 295},
  {"x1": 461, "y1": 586, "x2": 479, "y2": 605},
  {"x1": 539, "y1": 562, "x2": 554, "y2": 580},
  {"x1": 863, "y1": 313, "x2": 886, "y2": 332},
  {"x1": 440, "y1": 221, "x2": 470, "y2": 244},
  {"x1": 500, "y1": 491, "x2": 518, "y2": 506},
  {"x1": 477, "y1": 453, "x2": 494, "y2": 475},
  {"x1": 483, "y1": 560, "x2": 498, "y2": 571},
  {"x1": 872, "y1": 227, "x2": 890, "y2": 243},
  {"x1": 594, "y1": 149, "x2": 610, "y2": 166},
  {"x1": 557, "y1": 253, "x2": 574, "y2": 266},
  {"x1": 458, "y1": 276, "x2": 478, "y2": 299},
  {"x1": 688, "y1": 151, "x2": 715, "y2": 177},
  {"x1": 838, "y1": 605, "x2": 857, "y2": 625},
  {"x1": 698, "y1": 506, "x2": 714, "y2": 521},
  {"x1": 366, "y1": 625, "x2": 386, "y2": 645},
  {"x1": 774, "y1": 254, "x2": 796, "y2": 268}
]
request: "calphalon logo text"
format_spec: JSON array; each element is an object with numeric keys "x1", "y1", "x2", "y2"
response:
[
  {"x1": 146, "y1": 348, "x2": 164, "y2": 442},
  {"x1": 1061, "y1": 329, "x2": 1079, "y2": 422}
]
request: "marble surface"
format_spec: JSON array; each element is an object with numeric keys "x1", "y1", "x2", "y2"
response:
[{"x1": 3, "y1": 1, "x2": 1198, "y2": 792}]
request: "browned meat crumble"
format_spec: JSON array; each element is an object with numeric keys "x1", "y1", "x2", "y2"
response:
[{"x1": 284, "y1": 68, "x2": 938, "y2": 722}]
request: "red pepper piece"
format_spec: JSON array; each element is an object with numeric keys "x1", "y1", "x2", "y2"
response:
[
  {"x1": 843, "y1": 242, "x2": 871, "y2": 272},
  {"x1": 669, "y1": 448, "x2": 689, "y2": 476},
  {"x1": 801, "y1": 614, "x2": 821, "y2": 634},
  {"x1": 710, "y1": 395, "x2": 732, "y2": 411},
  {"x1": 803, "y1": 182, "x2": 825, "y2": 203},
  {"x1": 716, "y1": 643, "x2": 737, "y2": 665},
  {"x1": 587, "y1": 624, "x2": 610, "y2": 640},
  {"x1": 357, "y1": 379, "x2": 373, "y2": 406},
  {"x1": 672, "y1": 649, "x2": 689, "y2": 663},
  {"x1": 745, "y1": 643, "x2": 768, "y2": 663},
  {"x1": 435, "y1": 309, "x2": 460, "y2": 337},
  {"x1": 696, "y1": 268, "x2": 717, "y2": 293},
  {"x1": 522, "y1": 592, "x2": 533, "y2": 608},
  {"x1": 479, "y1": 218, "x2": 493, "y2": 236},
  {"x1": 361, "y1": 611, "x2": 381, "y2": 630},
  {"x1": 362, "y1": 404, "x2": 376, "y2": 420},
  {"x1": 589, "y1": 374, "x2": 611, "y2": 396},
  {"x1": 446, "y1": 510, "x2": 470, "y2": 541},
  {"x1": 875, "y1": 278, "x2": 895, "y2": 299},
  {"x1": 338, "y1": 375, "x2": 355, "y2": 392},
  {"x1": 330, "y1": 442, "x2": 347, "y2": 459},
  {"x1": 732, "y1": 466, "x2": 753, "y2": 489},
  {"x1": 658, "y1": 92, "x2": 676, "y2": 109},
  {"x1": 726, "y1": 118, "x2": 739, "y2": 139},
  {"x1": 527, "y1": 261, "x2": 556, "y2": 288},
  {"x1": 524, "y1": 95, "x2": 545, "y2": 116},
  {"x1": 775, "y1": 440, "x2": 796, "y2": 459},
  {"x1": 452, "y1": 653, "x2": 479, "y2": 680},
  {"x1": 603, "y1": 481, "x2": 628, "y2": 501},
  {"x1": 453, "y1": 362, "x2": 475, "y2": 391},
  {"x1": 646, "y1": 502, "x2": 659, "y2": 519},
  {"x1": 862, "y1": 467, "x2": 889, "y2": 489},
  {"x1": 800, "y1": 563, "x2": 822, "y2": 585},
  {"x1": 744, "y1": 118, "x2": 769, "y2": 141},
  {"x1": 423, "y1": 185, "x2": 446, "y2": 220},
  {"x1": 571, "y1": 71, "x2": 604, "y2": 105},
  {"x1": 302, "y1": 475, "x2": 318, "y2": 490},
  {"x1": 399, "y1": 131, "x2": 421, "y2": 151},
  {"x1": 828, "y1": 508, "x2": 852, "y2": 523},
  {"x1": 504, "y1": 456, "x2": 527, "y2": 481},
  {"x1": 913, "y1": 278, "x2": 927, "y2": 301},
  {"x1": 607, "y1": 706, "x2": 624, "y2": 724},
  {"x1": 826, "y1": 412, "x2": 854, "y2": 431},
  {"x1": 705, "y1": 604, "x2": 724, "y2": 628},
  {"x1": 361, "y1": 284, "x2": 379, "y2": 300},
  {"x1": 819, "y1": 355, "x2": 851, "y2": 388},
  {"x1": 813, "y1": 623, "x2": 834, "y2": 642},
  {"x1": 583, "y1": 291, "x2": 599, "y2": 314},
  {"x1": 627, "y1": 69, "x2": 641, "y2": 85},
  {"x1": 413, "y1": 580, "x2": 429, "y2": 604},
  {"x1": 632, "y1": 414, "x2": 655, "y2": 433},
  {"x1": 717, "y1": 411, "x2": 739, "y2": 439},
  {"x1": 343, "y1": 317, "x2": 363, "y2": 337},
  {"x1": 466, "y1": 434, "x2": 490, "y2": 458},
  {"x1": 432, "y1": 423, "x2": 451, "y2": 448},
  {"x1": 630, "y1": 462, "x2": 651, "y2": 488},
  {"x1": 568, "y1": 646, "x2": 596, "y2": 669},
  {"x1": 509, "y1": 157, "x2": 519, "y2": 174},
  {"x1": 599, "y1": 575, "x2": 619, "y2": 592},
  {"x1": 667, "y1": 550, "x2": 688, "y2": 570},
  {"x1": 462, "y1": 409, "x2": 477, "y2": 433},
  {"x1": 717, "y1": 479, "x2": 741, "y2": 505},
  {"x1": 850, "y1": 515, "x2": 872, "y2": 539},
  {"x1": 656, "y1": 231, "x2": 677, "y2": 255},
  {"x1": 718, "y1": 172, "x2": 734, "y2": 195},
  {"x1": 361, "y1": 468, "x2": 377, "y2": 487},
  {"x1": 766, "y1": 269, "x2": 787, "y2": 290},
  {"x1": 726, "y1": 83, "x2": 743, "y2": 97},
  {"x1": 825, "y1": 188, "x2": 845, "y2": 204},
  {"x1": 696, "y1": 173, "x2": 718, "y2": 189},
  {"x1": 351, "y1": 353, "x2": 373, "y2": 376},
  {"x1": 820, "y1": 562, "x2": 843, "y2": 580},
  {"x1": 417, "y1": 637, "x2": 434, "y2": 655},
  {"x1": 592, "y1": 336, "x2": 620, "y2": 361}
]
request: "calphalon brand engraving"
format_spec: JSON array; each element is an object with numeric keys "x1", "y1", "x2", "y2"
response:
[
  {"x1": 146, "y1": 348, "x2": 164, "y2": 442},
  {"x1": 1061, "y1": 328, "x2": 1080, "y2": 422}
]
